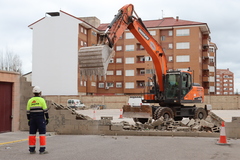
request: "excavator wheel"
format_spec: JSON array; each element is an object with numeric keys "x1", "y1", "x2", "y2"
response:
[
  {"x1": 193, "y1": 107, "x2": 207, "y2": 120},
  {"x1": 133, "y1": 118, "x2": 149, "y2": 124},
  {"x1": 154, "y1": 107, "x2": 174, "y2": 120}
]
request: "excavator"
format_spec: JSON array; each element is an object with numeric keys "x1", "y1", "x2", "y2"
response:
[{"x1": 79, "y1": 4, "x2": 212, "y2": 123}]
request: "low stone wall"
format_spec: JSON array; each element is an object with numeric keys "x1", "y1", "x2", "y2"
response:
[
  {"x1": 225, "y1": 117, "x2": 240, "y2": 139},
  {"x1": 44, "y1": 95, "x2": 240, "y2": 110}
]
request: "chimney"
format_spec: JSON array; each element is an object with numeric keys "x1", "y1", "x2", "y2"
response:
[{"x1": 176, "y1": 16, "x2": 179, "y2": 21}]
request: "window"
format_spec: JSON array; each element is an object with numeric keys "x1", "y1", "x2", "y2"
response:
[
  {"x1": 125, "y1": 82, "x2": 134, "y2": 89},
  {"x1": 145, "y1": 56, "x2": 152, "y2": 61},
  {"x1": 209, "y1": 86, "x2": 215, "y2": 92},
  {"x1": 168, "y1": 43, "x2": 173, "y2": 49},
  {"x1": 209, "y1": 66, "x2": 214, "y2": 72},
  {"x1": 176, "y1": 55, "x2": 190, "y2": 62},
  {"x1": 116, "y1": 46, "x2": 122, "y2": 51},
  {"x1": 216, "y1": 83, "x2": 220, "y2": 86},
  {"x1": 209, "y1": 76, "x2": 215, "y2": 82},
  {"x1": 168, "y1": 56, "x2": 173, "y2": 62},
  {"x1": 126, "y1": 70, "x2": 134, "y2": 76},
  {"x1": 169, "y1": 30, "x2": 173, "y2": 36},
  {"x1": 126, "y1": 57, "x2": 134, "y2": 64},
  {"x1": 116, "y1": 70, "x2": 122, "y2": 75},
  {"x1": 126, "y1": 45, "x2": 134, "y2": 51},
  {"x1": 224, "y1": 79, "x2": 228, "y2": 82},
  {"x1": 91, "y1": 82, "x2": 96, "y2": 86},
  {"x1": 116, "y1": 58, "x2": 122, "y2": 63},
  {"x1": 216, "y1": 88, "x2": 220, "y2": 90},
  {"x1": 216, "y1": 75, "x2": 220, "y2": 78},
  {"x1": 92, "y1": 31, "x2": 97, "y2": 36},
  {"x1": 106, "y1": 82, "x2": 114, "y2": 87},
  {"x1": 109, "y1": 58, "x2": 114, "y2": 63},
  {"x1": 216, "y1": 92, "x2": 220, "y2": 94},
  {"x1": 116, "y1": 82, "x2": 122, "y2": 88},
  {"x1": 176, "y1": 29, "x2": 190, "y2": 36},
  {"x1": 98, "y1": 83, "x2": 104, "y2": 88},
  {"x1": 176, "y1": 42, "x2": 190, "y2": 49},
  {"x1": 149, "y1": 30, "x2": 156, "y2": 36},
  {"x1": 126, "y1": 32, "x2": 134, "y2": 39},
  {"x1": 161, "y1": 36, "x2": 165, "y2": 41},
  {"x1": 146, "y1": 69, "x2": 155, "y2": 74},
  {"x1": 107, "y1": 70, "x2": 114, "y2": 75}
]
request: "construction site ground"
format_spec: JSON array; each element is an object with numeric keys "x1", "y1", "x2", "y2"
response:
[{"x1": 1, "y1": 131, "x2": 240, "y2": 160}]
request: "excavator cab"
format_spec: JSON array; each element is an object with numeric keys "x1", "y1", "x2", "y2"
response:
[{"x1": 164, "y1": 71, "x2": 192, "y2": 105}]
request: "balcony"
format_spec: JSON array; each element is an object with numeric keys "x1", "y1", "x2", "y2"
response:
[
  {"x1": 202, "y1": 51, "x2": 209, "y2": 59},
  {"x1": 136, "y1": 56, "x2": 145, "y2": 63},
  {"x1": 202, "y1": 63, "x2": 209, "y2": 70},
  {"x1": 203, "y1": 76, "x2": 209, "y2": 82},
  {"x1": 136, "y1": 81, "x2": 145, "y2": 88},
  {"x1": 136, "y1": 68, "x2": 145, "y2": 76}
]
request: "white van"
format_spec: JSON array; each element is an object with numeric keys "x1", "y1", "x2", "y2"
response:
[{"x1": 67, "y1": 99, "x2": 85, "y2": 110}]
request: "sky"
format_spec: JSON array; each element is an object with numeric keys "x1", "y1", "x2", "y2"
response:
[{"x1": 1, "y1": 0, "x2": 240, "y2": 92}]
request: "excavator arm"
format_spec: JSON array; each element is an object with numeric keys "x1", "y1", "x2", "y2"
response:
[{"x1": 79, "y1": 4, "x2": 167, "y2": 93}]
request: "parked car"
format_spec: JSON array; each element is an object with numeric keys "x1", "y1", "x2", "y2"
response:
[{"x1": 67, "y1": 99, "x2": 85, "y2": 110}]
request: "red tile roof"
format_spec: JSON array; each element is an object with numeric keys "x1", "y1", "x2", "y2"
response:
[{"x1": 98, "y1": 17, "x2": 206, "y2": 31}]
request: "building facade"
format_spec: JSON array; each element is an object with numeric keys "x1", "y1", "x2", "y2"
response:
[
  {"x1": 216, "y1": 69, "x2": 234, "y2": 95},
  {"x1": 29, "y1": 11, "x2": 217, "y2": 96}
]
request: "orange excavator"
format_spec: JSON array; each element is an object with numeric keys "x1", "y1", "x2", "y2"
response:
[{"x1": 79, "y1": 4, "x2": 211, "y2": 122}]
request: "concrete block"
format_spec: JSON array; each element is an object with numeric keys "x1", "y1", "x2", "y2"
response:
[
  {"x1": 192, "y1": 125, "x2": 201, "y2": 131},
  {"x1": 167, "y1": 125, "x2": 176, "y2": 130},
  {"x1": 232, "y1": 117, "x2": 240, "y2": 123},
  {"x1": 99, "y1": 119, "x2": 111, "y2": 126},
  {"x1": 101, "y1": 116, "x2": 113, "y2": 120},
  {"x1": 111, "y1": 124, "x2": 123, "y2": 131},
  {"x1": 151, "y1": 118, "x2": 164, "y2": 127},
  {"x1": 200, "y1": 119, "x2": 214, "y2": 128},
  {"x1": 187, "y1": 119, "x2": 195, "y2": 127},
  {"x1": 176, "y1": 126, "x2": 190, "y2": 131},
  {"x1": 181, "y1": 119, "x2": 190, "y2": 126},
  {"x1": 211, "y1": 127, "x2": 220, "y2": 132},
  {"x1": 98, "y1": 126, "x2": 110, "y2": 131}
]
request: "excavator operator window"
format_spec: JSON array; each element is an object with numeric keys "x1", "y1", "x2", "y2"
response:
[
  {"x1": 165, "y1": 73, "x2": 181, "y2": 99},
  {"x1": 181, "y1": 73, "x2": 192, "y2": 98}
]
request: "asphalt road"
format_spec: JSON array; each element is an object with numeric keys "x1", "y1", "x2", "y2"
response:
[{"x1": 0, "y1": 132, "x2": 240, "y2": 160}]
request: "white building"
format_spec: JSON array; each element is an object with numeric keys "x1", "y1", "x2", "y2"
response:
[{"x1": 28, "y1": 11, "x2": 97, "y2": 95}]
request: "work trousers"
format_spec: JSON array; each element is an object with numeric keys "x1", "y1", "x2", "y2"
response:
[{"x1": 28, "y1": 118, "x2": 46, "y2": 152}]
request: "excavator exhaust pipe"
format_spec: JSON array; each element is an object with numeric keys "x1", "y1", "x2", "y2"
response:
[{"x1": 78, "y1": 45, "x2": 115, "y2": 79}]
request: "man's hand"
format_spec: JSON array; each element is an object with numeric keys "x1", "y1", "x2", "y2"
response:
[{"x1": 46, "y1": 119, "x2": 49, "y2": 125}]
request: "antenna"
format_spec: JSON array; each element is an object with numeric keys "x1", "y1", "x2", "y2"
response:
[{"x1": 162, "y1": 10, "x2": 164, "y2": 19}]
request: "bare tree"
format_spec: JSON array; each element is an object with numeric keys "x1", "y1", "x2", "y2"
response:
[{"x1": 0, "y1": 49, "x2": 22, "y2": 74}]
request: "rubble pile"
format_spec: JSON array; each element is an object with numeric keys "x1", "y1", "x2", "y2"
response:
[{"x1": 121, "y1": 111, "x2": 223, "y2": 133}]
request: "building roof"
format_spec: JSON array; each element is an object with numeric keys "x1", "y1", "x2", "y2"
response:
[
  {"x1": 98, "y1": 17, "x2": 210, "y2": 34},
  {"x1": 28, "y1": 10, "x2": 99, "y2": 31},
  {"x1": 217, "y1": 69, "x2": 234, "y2": 75}
]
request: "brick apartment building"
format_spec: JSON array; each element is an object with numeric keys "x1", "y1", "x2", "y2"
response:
[
  {"x1": 216, "y1": 69, "x2": 234, "y2": 95},
  {"x1": 29, "y1": 11, "x2": 217, "y2": 96}
]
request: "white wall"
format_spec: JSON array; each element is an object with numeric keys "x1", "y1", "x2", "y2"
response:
[{"x1": 31, "y1": 12, "x2": 79, "y2": 95}]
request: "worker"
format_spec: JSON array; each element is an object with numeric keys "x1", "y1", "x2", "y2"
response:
[{"x1": 26, "y1": 86, "x2": 49, "y2": 154}]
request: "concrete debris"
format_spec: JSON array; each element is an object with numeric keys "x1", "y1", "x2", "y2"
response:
[{"x1": 120, "y1": 111, "x2": 222, "y2": 133}]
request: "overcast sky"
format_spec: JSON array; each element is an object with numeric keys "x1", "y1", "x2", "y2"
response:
[{"x1": 1, "y1": 0, "x2": 240, "y2": 92}]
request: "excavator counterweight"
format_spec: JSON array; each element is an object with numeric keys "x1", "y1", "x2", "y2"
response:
[{"x1": 78, "y1": 45, "x2": 114, "y2": 79}]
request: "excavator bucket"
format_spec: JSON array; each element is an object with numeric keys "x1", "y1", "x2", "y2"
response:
[
  {"x1": 122, "y1": 105, "x2": 152, "y2": 118},
  {"x1": 78, "y1": 45, "x2": 115, "y2": 79}
]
